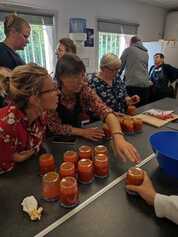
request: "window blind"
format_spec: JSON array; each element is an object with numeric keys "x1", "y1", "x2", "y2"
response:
[
  {"x1": 97, "y1": 18, "x2": 139, "y2": 35},
  {"x1": 0, "y1": 10, "x2": 54, "y2": 26}
]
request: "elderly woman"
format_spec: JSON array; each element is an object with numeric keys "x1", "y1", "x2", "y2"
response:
[
  {"x1": 0, "y1": 64, "x2": 59, "y2": 173},
  {"x1": 88, "y1": 53, "x2": 139, "y2": 114},
  {"x1": 48, "y1": 54, "x2": 140, "y2": 164},
  {"x1": 0, "y1": 14, "x2": 31, "y2": 69}
]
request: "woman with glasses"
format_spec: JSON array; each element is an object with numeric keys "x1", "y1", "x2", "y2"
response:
[
  {"x1": 0, "y1": 14, "x2": 31, "y2": 69},
  {"x1": 0, "y1": 63, "x2": 59, "y2": 173},
  {"x1": 54, "y1": 38, "x2": 77, "y2": 82},
  {"x1": 48, "y1": 53, "x2": 140, "y2": 164},
  {"x1": 55, "y1": 38, "x2": 76, "y2": 60},
  {"x1": 87, "y1": 53, "x2": 139, "y2": 114}
]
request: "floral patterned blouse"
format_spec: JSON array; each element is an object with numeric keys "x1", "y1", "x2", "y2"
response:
[
  {"x1": 0, "y1": 105, "x2": 47, "y2": 172},
  {"x1": 87, "y1": 73, "x2": 128, "y2": 113},
  {"x1": 47, "y1": 82, "x2": 113, "y2": 135}
]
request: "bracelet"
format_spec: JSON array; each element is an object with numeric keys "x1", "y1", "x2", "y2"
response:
[{"x1": 112, "y1": 131, "x2": 124, "y2": 136}]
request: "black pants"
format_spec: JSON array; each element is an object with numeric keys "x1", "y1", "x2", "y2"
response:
[
  {"x1": 149, "y1": 85, "x2": 175, "y2": 103},
  {"x1": 126, "y1": 86, "x2": 150, "y2": 107}
]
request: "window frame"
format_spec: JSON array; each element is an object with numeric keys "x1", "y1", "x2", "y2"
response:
[{"x1": 96, "y1": 17, "x2": 139, "y2": 69}]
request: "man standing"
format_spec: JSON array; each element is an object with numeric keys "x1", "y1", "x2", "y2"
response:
[
  {"x1": 120, "y1": 36, "x2": 150, "y2": 106},
  {"x1": 149, "y1": 53, "x2": 178, "y2": 101}
]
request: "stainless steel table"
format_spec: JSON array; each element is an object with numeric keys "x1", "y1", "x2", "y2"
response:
[{"x1": 1, "y1": 98, "x2": 178, "y2": 237}]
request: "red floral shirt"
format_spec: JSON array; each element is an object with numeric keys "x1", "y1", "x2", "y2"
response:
[
  {"x1": 47, "y1": 83, "x2": 113, "y2": 135},
  {"x1": 0, "y1": 105, "x2": 47, "y2": 172}
]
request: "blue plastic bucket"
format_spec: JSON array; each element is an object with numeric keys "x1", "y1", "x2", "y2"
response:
[{"x1": 150, "y1": 131, "x2": 178, "y2": 179}]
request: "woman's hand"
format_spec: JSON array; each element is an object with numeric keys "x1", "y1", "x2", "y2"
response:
[
  {"x1": 14, "y1": 149, "x2": 35, "y2": 162},
  {"x1": 126, "y1": 171, "x2": 156, "y2": 206},
  {"x1": 72, "y1": 127, "x2": 105, "y2": 141},
  {"x1": 81, "y1": 127, "x2": 105, "y2": 141},
  {"x1": 105, "y1": 113, "x2": 141, "y2": 163},
  {"x1": 113, "y1": 134, "x2": 141, "y2": 163},
  {"x1": 125, "y1": 95, "x2": 140, "y2": 105}
]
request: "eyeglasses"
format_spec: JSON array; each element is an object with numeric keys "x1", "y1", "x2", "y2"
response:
[
  {"x1": 39, "y1": 83, "x2": 59, "y2": 95},
  {"x1": 39, "y1": 88, "x2": 58, "y2": 95},
  {"x1": 106, "y1": 67, "x2": 119, "y2": 72},
  {"x1": 22, "y1": 33, "x2": 30, "y2": 39}
]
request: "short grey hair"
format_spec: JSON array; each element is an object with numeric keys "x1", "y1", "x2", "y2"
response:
[{"x1": 100, "y1": 53, "x2": 121, "y2": 69}]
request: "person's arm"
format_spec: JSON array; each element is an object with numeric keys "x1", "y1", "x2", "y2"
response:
[
  {"x1": 81, "y1": 83, "x2": 113, "y2": 120},
  {"x1": 0, "y1": 137, "x2": 14, "y2": 172},
  {"x1": 71, "y1": 127, "x2": 104, "y2": 141},
  {"x1": 127, "y1": 171, "x2": 178, "y2": 224},
  {"x1": 125, "y1": 95, "x2": 140, "y2": 105},
  {"x1": 47, "y1": 110, "x2": 104, "y2": 141},
  {"x1": 154, "y1": 194, "x2": 178, "y2": 224},
  {"x1": 0, "y1": 138, "x2": 34, "y2": 168},
  {"x1": 116, "y1": 76, "x2": 140, "y2": 108},
  {"x1": 47, "y1": 110, "x2": 73, "y2": 135},
  {"x1": 105, "y1": 113, "x2": 140, "y2": 163},
  {"x1": 13, "y1": 149, "x2": 35, "y2": 162},
  {"x1": 165, "y1": 64, "x2": 178, "y2": 83},
  {"x1": 81, "y1": 84, "x2": 140, "y2": 163}
]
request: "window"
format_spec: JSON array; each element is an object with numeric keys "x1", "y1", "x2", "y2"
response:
[
  {"x1": 98, "y1": 18, "x2": 139, "y2": 65},
  {"x1": 98, "y1": 32, "x2": 133, "y2": 63},
  {"x1": 0, "y1": 9, "x2": 56, "y2": 73}
]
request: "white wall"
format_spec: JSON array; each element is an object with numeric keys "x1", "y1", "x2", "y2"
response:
[
  {"x1": 164, "y1": 11, "x2": 178, "y2": 40},
  {"x1": 2, "y1": 0, "x2": 166, "y2": 72}
]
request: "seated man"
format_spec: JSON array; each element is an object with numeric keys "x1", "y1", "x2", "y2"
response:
[{"x1": 149, "y1": 53, "x2": 178, "y2": 101}]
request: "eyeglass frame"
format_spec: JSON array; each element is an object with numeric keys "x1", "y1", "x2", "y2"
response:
[
  {"x1": 105, "y1": 66, "x2": 120, "y2": 72},
  {"x1": 39, "y1": 82, "x2": 59, "y2": 95}
]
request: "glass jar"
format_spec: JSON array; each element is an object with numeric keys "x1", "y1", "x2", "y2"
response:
[
  {"x1": 133, "y1": 118, "x2": 143, "y2": 133},
  {"x1": 122, "y1": 118, "x2": 134, "y2": 135},
  {"x1": 78, "y1": 145, "x2": 93, "y2": 160},
  {"x1": 94, "y1": 154, "x2": 109, "y2": 178},
  {"x1": 42, "y1": 171, "x2": 59, "y2": 201},
  {"x1": 94, "y1": 145, "x2": 108, "y2": 156},
  {"x1": 64, "y1": 150, "x2": 78, "y2": 163},
  {"x1": 59, "y1": 162, "x2": 75, "y2": 179},
  {"x1": 78, "y1": 159, "x2": 94, "y2": 184},
  {"x1": 127, "y1": 167, "x2": 144, "y2": 186},
  {"x1": 127, "y1": 105, "x2": 136, "y2": 116},
  {"x1": 39, "y1": 153, "x2": 55, "y2": 176},
  {"x1": 60, "y1": 177, "x2": 79, "y2": 208},
  {"x1": 64, "y1": 150, "x2": 78, "y2": 170},
  {"x1": 126, "y1": 168, "x2": 144, "y2": 195}
]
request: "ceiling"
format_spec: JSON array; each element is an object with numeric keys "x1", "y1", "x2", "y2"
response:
[{"x1": 136, "y1": 0, "x2": 178, "y2": 9}]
